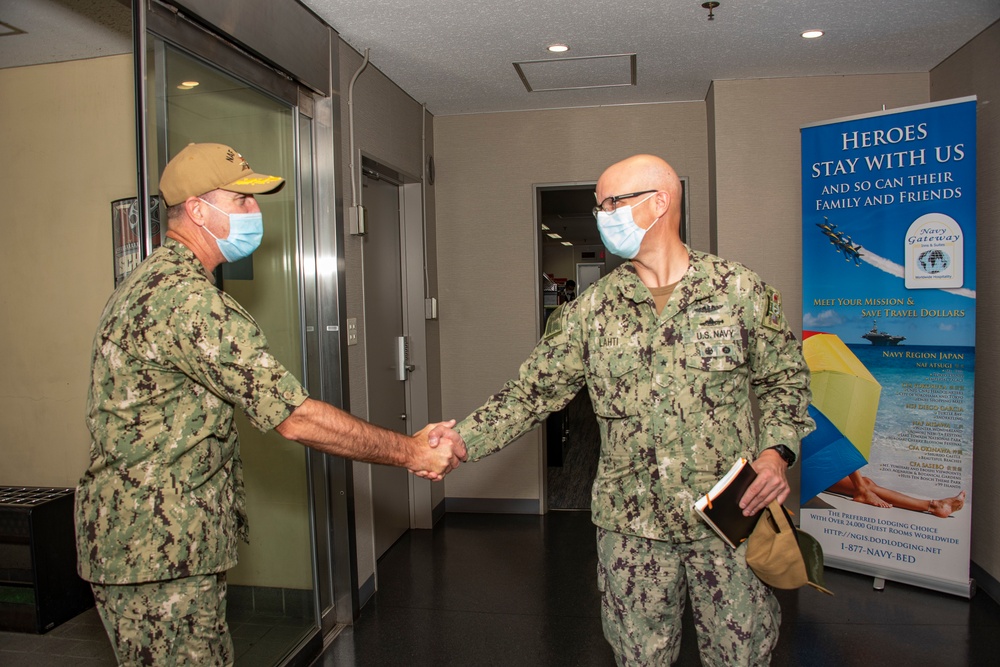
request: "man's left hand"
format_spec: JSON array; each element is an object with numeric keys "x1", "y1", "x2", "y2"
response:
[{"x1": 739, "y1": 449, "x2": 790, "y2": 516}]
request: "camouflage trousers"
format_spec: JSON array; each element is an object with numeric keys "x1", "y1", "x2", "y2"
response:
[
  {"x1": 91, "y1": 572, "x2": 233, "y2": 667},
  {"x1": 597, "y1": 528, "x2": 779, "y2": 667}
]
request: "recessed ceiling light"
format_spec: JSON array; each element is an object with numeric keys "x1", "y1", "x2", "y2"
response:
[
  {"x1": 547, "y1": 43, "x2": 569, "y2": 53},
  {"x1": 561, "y1": 241, "x2": 573, "y2": 246},
  {"x1": 801, "y1": 30, "x2": 824, "y2": 39},
  {"x1": 541, "y1": 224, "x2": 550, "y2": 230},
  {"x1": 547, "y1": 233, "x2": 562, "y2": 239}
]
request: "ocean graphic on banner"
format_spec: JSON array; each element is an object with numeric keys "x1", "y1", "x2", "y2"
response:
[{"x1": 799, "y1": 97, "x2": 976, "y2": 598}]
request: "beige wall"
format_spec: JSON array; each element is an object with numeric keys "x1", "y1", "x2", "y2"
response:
[
  {"x1": 0, "y1": 55, "x2": 135, "y2": 488},
  {"x1": 424, "y1": 108, "x2": 444, "y2": 427},
  {"x1": 930, "y1": 20, "x2": 1000, "y2": 591},
  {"x1": 434, "y1": 102, "x2": 710, "y2": 503}
]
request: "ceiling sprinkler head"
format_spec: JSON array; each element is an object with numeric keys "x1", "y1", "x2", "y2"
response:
[{"x1": 702, "y1": 2, "x2": 720, "y2": 21}]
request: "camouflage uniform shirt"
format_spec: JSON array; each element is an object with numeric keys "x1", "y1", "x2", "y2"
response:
[
  {"x1": 457, "y1": 249, "x2": 814, "y2": 543},
  {"x1": 76, "y1": 238, "x2": 309, "y2": 584}
]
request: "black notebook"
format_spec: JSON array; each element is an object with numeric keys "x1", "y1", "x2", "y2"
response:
[{"x1": 693, "y1": 458, "x2": 762, "y2": 548}]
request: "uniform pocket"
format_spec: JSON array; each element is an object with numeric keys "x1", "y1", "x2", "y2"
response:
[
  {"x1": 681, "y1": 340, "x2": 746, "y2": 411},
  {"x1": 586, "y1": 347, "x2": 645, "y2": 418},
  {"x1": 678, "y1": 338, "x2": 755, "y2": 486}
]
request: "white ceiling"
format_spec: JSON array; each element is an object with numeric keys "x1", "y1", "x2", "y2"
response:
[
  {"x1": 304, "y1": 0, "x2": 1000, "y2": 116},
  {"x1": 0, "y1": 0, "x2": 131, "y2": 68},
  {"x1": 2, "y1": 1, "x2": 998, "y2": 117}
]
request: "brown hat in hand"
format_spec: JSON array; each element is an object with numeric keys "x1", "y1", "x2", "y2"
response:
[
  {"x1": 159, "y1": 142, "x2": 285, "y2": 206},
  {"x1": 746, "y1": 500, "x2": 833, "y2": 595}
]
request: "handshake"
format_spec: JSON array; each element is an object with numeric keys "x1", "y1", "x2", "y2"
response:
[{"x1": 409, "y1": 420, "x2": 468, "y2": 481}]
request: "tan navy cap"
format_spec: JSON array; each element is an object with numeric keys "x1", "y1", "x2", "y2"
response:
[{"x1": 158, "y1": 142, "x2": 285, "y2": 206}]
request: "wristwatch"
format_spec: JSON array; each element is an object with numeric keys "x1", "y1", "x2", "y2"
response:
[{"x1": 766, "y1": 445, "x2": 797, "y2": 468}]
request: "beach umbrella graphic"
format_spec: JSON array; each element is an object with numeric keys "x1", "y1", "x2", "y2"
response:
[{"x1": 799, "y1": 332, "x2": 882, "y2": 503}]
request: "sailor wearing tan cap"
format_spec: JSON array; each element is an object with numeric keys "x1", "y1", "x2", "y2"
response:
[
  {"x1": 157, "y1": 142, "x2": 287, "y2": 267},
  {"x1": 75, "y1": 143, "x2": 467, "y2": 666}
]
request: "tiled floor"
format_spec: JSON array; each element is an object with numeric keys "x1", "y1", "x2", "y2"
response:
[
  {"x1": 0, "y1": 599, "x2": 312, "y2": 666},
  {"x1": 318, "y1": 511, "x2": 1000, "y2": 667},
  {"x1": 0, "y1": 606, "x2": 115, "y2": 666},
  {"x1": 5, "y1": 511, "x2": 1000, "y2": 666}
]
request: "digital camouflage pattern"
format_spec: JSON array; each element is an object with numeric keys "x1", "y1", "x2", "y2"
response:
[
  {"x1": 92, "y1": 573, "x2": 233, "y2": 666},
  {"x1": 76, "y1": 238, "x2": 308, "y2": 584},
  {"x1": 457, "y1": 248, "x2": 814, "y2": 543},
  {"x1": 457, "y1": 248, "x2": 811, "y2": 664},
  {"x1": 597, "y1": 527, "x2": 779, "y2": 667}
]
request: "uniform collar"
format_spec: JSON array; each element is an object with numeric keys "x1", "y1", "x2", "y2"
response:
[
  {"x1": 617, "y1": 247, "x2": 722, "y2": 318},
  {"x1": 163, "y1": 237, "x2": 216, "y2": 283}
]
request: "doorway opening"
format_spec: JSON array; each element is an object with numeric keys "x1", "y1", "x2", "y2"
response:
[{"x1": 537, "y1": 185, "x2": 608, "y2": 510}]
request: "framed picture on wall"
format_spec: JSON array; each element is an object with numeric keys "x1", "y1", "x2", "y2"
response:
[{"x1": 110, "y1": 196, "x2": 161, "y2": 288}]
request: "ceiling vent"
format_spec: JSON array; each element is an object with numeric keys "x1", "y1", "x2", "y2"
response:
[{"x1": 513, "y1": 53, "x2": 636, "y2": 93}]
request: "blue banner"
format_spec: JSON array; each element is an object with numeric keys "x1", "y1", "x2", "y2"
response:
[{"x1": 799, "y1": 97, "x2": 976, "y2": 597}]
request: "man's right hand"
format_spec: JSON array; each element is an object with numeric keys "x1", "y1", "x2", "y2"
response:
[{"x1": 409, "y1": 420, "x2": 467, "y2": 481}]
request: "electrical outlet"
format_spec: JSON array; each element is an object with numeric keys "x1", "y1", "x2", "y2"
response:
[{"x1": 347, "y1": 318, "x2": 358, "y2": 346}]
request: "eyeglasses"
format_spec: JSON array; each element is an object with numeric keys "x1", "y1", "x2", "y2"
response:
[{"x1": 592, "y1": 190, "x2": 657, "y2": 217}]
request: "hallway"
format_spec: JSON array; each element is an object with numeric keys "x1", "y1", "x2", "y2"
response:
[{"x1": 319, "y1": 511, "x2": 1000, "y2": 667}]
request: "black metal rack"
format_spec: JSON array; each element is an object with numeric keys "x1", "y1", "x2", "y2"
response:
[{"x1": 0, "y1": 487, "x2": 94, "y2": 633}]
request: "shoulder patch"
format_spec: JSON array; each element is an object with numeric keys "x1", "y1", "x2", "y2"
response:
[
  {"x1": 543, "y1": 305, "x2": 565, "y2": 340},
  {"x1": 764, "y1": 285, "x2": 782, "y2": 330}
]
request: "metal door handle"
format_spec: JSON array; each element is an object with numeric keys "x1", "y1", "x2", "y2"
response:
[
  {"x1": 396, "y1": 336, "x2": 411, "y2": 381},
  {"x1": 400, "y1": 414, "x2": 407, "y2": 420}
]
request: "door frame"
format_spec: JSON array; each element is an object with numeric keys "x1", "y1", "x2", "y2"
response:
[
  {"x1": 357, "y1": 167, "x2": 409, "y2": 566},
  {"x1": 358, "y1": 156, "x2": 436, "y2": 530},
  {"x1": 533, "y1": 181, "x2": 600, "y2": 513}
]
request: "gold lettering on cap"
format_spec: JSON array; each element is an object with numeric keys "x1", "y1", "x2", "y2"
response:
[
  {"x1": 225, "y1": 148, "x2": 251, "y2": 171},
  {"x1": 231, "y1": 175, "x2": 282, "y2": 186}
]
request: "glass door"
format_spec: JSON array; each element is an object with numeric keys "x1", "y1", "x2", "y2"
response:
[{"x1": 145, "y1": 38, "x2": 318, "y2": 665}]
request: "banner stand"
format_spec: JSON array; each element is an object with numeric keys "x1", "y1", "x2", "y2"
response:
[
  {"x1": 799, "y1": 96, "x2": 977, "y2": 598},
  {"x1": 826, "y1": 555, "x2": 975, "y2": 598}
]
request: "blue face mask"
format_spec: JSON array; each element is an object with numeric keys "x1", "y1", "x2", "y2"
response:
[
  {"x1": 199, "y1": 198, "x2": 264, "y2": 262},
  {"x1": 596, "y1": 193, "x2": 659, "y2": 259}
]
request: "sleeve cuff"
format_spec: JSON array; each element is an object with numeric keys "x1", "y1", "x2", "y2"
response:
[
  {"x1": 455, "y1": 418, "x2": 490, "y2": 462},
  {"x1": 248, "y1": 372, "x2": 310, "y2": 432}
]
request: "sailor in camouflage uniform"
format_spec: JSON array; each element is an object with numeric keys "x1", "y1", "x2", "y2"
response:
[
  {"x1": 76, "y1": 143, "x2": 466, "y2": 666},
  {"x1": 449, "y1": 155, "x2": 814, "y2": 666}
]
